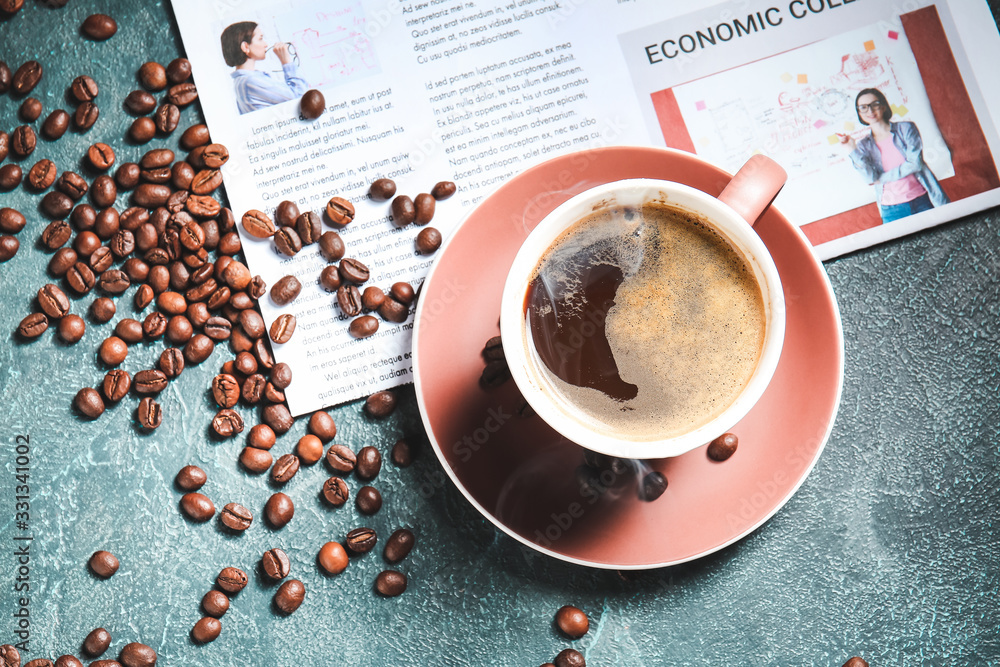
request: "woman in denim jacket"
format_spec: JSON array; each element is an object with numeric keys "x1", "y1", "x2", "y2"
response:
[{"x1": 838, "y1": 88, "x2": 949, "y2": 223}]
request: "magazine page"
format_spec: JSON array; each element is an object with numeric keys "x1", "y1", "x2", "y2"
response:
[{"x1": 171, "y1": 0, "x2": 1000, "y2": 414}]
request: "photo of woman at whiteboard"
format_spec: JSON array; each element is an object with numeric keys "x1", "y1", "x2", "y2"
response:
[
  {"x1": 220, "y1": 21, "x2": 309, "y2": 115},
  {"x1": 839, "y1": 88, "x2": 949, "y2": 223}
]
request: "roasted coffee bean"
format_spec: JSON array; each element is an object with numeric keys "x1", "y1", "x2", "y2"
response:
[
  {"x1": 0, "y1": 61, "x2": 9, "y2": 92},
  {"x1": 180, "y1": 125, "x2": 209, "y2": 153},
  {"x1": 356, "y1": 446, "x2": 382, "y2": 480},
  {"x1": 265, "y1": 492, "x2": 294, "y2": 529},
  {"x1": 269, "y1": 313, "x2": 296, "y2": 344},
  {"x1": 57, "y1": 314, "x2": 86, "y2": 344},
  {"x1": 138, "y1": 62, "x2": 167, "y2": 91},
  {"x1": 82, "y1": 628, "x2": 111, "y2": 657},
  {"x1": 326, "y1": 444, "x2": 356, "y2": 474},
  {"x1": 42, "y1": 191, "x2": 74, "y2": 219},
  {"x1": 0, "y1": 164, "x2": 22, "y2": 191},
  {"x1": 368, "y1": 178, "x2": 396, "y2": 200},
  {"x1": 554, "y1": 649, "x2": 586, "y2": 667},
  {"x1": 295, "y1": 210, "x2": 321, "y2": 245},
  {"x1": 27, "y1": 159, "x2": 56, "y2": 190},
  {"x1": 355, "y1": 486, "x2": 382, "y2": 515},
  {"x1": 74, "y1": 387, "x2": 104, "y2": 418},
  {"x1": 40, "y1": 109, "x2": 70, "y2": 140},
  {"x1": 253, "y1": 337, "x2": 275, "y2": 371},
  {"x1": 391, "y1": 195, "x2": 416, "y2": 226},
  {"x1": 234, "y1": 350, "x2": 258, "y2": 376},
  {"x1": 640, "y1": 471, "x2": 668, "y2": 501},
  {"x1": 374, "y1": 570, "x2": 407, "y2": 597},
  {"x1": 391, "y1": 282, "x2": 416, "y2": 305},
  {"x1": 274, "y1": 579, "x2": 305, "y2": 614},
  {"x1": 11, "y1": 125, "x2": 37, "y2": 158},
  {"x1": 319, "y1": 265, "x2": 341, "y2": 292},
  {"x1": 19, "y1": 97, "x2": 42, "y2": 122},
  {"x1": 116, "y1": 166, "x2": 142, "y2": 192},
  {"x1": 74, "y1": 101, "x2": 99, "y2": 131},
  {"x1": 11, "y1": 60, "x2": 42, "y2": 95},
  {"x1": 365, "y1": 391, "x2": 397, "y2": 418},
  {"x1": 0, "y1": 648, "x2": 22, "y2": 667},
  {"x1": 482, "y1": 335, "x2": 504, "y2": 362},
  {"x1": 212, "y1": 373, "x2": 240, "y2": 408},
  {"x1": 271, "y1": 362, "x2": 293, "y2": 389},
  {"x1": 248, "y1": 424, "x2": 276, "y2": 450},
  {"x1": 167, "y1": 82, "x2": 198, "y2": 106},
  {"x1": 184, "y1": 333, "x2": 215, "y2": 364},
  {"x1": 98, "y1": 336, "x2": 128, "y2": 366},
  {"x1": 362, "y1": 285, "x2": 387, "y2": 311},
  {"x1": 707, "y1": 433, "x2": 738, "y2": 461},
  {"x1": 318, "y1": 541, "x2": 349, "y2": 575},
  {"x1": 129, "y1": 116, "x2": 156, "y2": 143},
  {"x1": 101, "y1": 369, "x2": 131, "y2": 402},
  {"x1": 241, "y1": 209, "x2": 274, "y2": 238},
  {"x1": 274, "y1": 226, "x2": 302, "y2": 256},
  {"x1": 300, "y1": 89, "x2": 325, "y2": 118},
  {"x1": 270, "y1": 275, "x2": 302, "y2": 306},
  {"x1": 262, "y1": 548, "x2": 291, "y2": 580},
  {"x1": 70, "y1": 75, "x2": 99, "y2": 103},
  {"x1": 124, "y1": 89, "x2": 156, "y2": 115},
  {"x1": 217, "y1": 566, "x2": 248, "y2": 594},
  {"x1": 202, "y1": 590, "x2": 229, "y2": 618},
  {"x1": 0, "y1": 235, "x2": 18, "y2": 262},
  {"x1": 134, "y1": 369, "x2": 168, "y2": 393},
  {"x1": 89, "y1": 550, "x2": 119, "y2": 578},
  {"x1": 240, "y1": 373, "x2": 265, "y2": 405},
  {"x1": 320, "y1": 476, "x2": 349, "y2": 507},
  {"x1": 431, "y1": 180, "x2": 457, "y2": 200},
  {"x1": 337, "y1": 284, "x2": 362, "y2": 316},
  {"x1": 55, "y1": 657, "x2": 83, "y2": 667},
  {"x1": 38, "y1": 284, "x2": 70, "y2": 319},
  {"x1": 346, "y1": 527, "x2": 377, "y2": 554},
  {"x1": 88, "y1": 143, "x2": 116, "y2": 170},
  {"x1": 202, "y1": 144, "x2": 229, "y2": 168},
  {"x1": 383, "y1": 528, "x2": 415, "y2": 563},
  {"x1": 379, "y1": 297, "x2": 409, "y2": 323},
  {"x1": 133, "y1": 183, "x2": 171, "y2": 208},
  {"x1": 220, "y1": 503, "x2": 253, "y2": 531},
  {"x1": 98, "y1": 269, "x2": 130, "y2": 294},
  {"x1": 271, "y1": 200, "x2": 299, "y2": 228},
  {"x1": 271, "y1": 453, "x2": 300, "y2": 484},
  {"x1": 0, "y1": 131, "x2": 7, "y2": 162},
  {"x1": 140, "y1": 147, "x2": 174, "y2": 169},
  {"x1": 82, "y1": 13, "x2": 118, "y2": 40},
  {"x1": 180, "y1": 492, "x2": 215, "y2": 522},
  {"x1": 414, "y1": 193, "x2": 435, "y2": 225},
  {"x1": 175, "y1": 465, "x2": 207, "y2": 491},
  {"x1": 339, "y1": 258, "x2": 370, "y2": 284},
  {"x1": 325, "y1": 196, "x2": 355, "y2": 226},
  {"x1": 416, "y1": 226, "x2": 442, "y2": 254},
  {"x1": 191, "y1": 169, "x2": 222, "y2": 195},
  {"x1": 71, "y1": 204, "x2": 98, "y2": 231},
  {"x1": 555, "y1": 606, "x2": 590, "y2": 639},
  {"x1": 221, "y1": 260, "x2": 250, "y2": 290},
  {"x1": 191, "y1": 617, "x2": 221, "y2": 644},
  {"x1": 118, "y1": 643, "x2": 156, "y2": 667},
  {"x1": 159, "y1": 347, "x2": 185, "y2": 379},
  {"x1": 66, "y1": 262, "x2": 96, "y2": 294},
  {"x1": 312, "y1": 233, "x2": 345, "y2": 267},
  {"x1": 480, "y1": 359, "x2": 510, "y2": 388},
  {"x1": 116, "y1": 318, "x2": 144, "y2": 343},
  {"x1": 212, "y1": 409, "x2": 244, "y2": 437},
  {"x1": 58, "y1": 172, "x2": 89, "y2": 200},
  {"x1": 142, "y1": 311, "x2": 168, "y2": 339},
  {"x1": 262, "y1": 403, "x2": 294, "y2": 435},
  {"x1": 841, "y1": 659, "x2": 869, "y2": 667},
  {"x1": 48, "y1": 247, "x2": 78, "y2": 275},
  {"x1": 204, "y1": 316, "x2": 233, "y2": 341},
  {"x1": 391, "y1": 438, "x2": 414, "y2": 467},
  {"x1": 154, "y1": 103, "x2": 179, "y2": 133},
  {"x1": 240, "y1": 446, "x2": 272, "y2": 474},
  {"x1": 294, "y1": 434, "x2": 323, "y2": 466},
  {"x1": 0, "y1": 208, "x2": 26, "y2": 233},
  {"x1": 187, "y1": 195, "x2": 222, "y2": 220},
  {"x1": 235, "y1": 311, "x2": 262, "y2": 341}
]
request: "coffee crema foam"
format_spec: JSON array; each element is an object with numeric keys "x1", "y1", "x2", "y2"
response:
[{"x1": 525, "y1": 202, "x2": 766, "y2": 441}]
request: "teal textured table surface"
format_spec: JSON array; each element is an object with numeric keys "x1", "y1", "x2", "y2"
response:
[{"x1": 1, "y1": 2, "x2": 999, "y2": 666}]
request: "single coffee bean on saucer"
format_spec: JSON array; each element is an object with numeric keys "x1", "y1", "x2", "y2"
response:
[
  {"x1": 707, "y1": 433, "x2": 738, "y2": 461},
  {"x1": 374, "y1": 570, "x2": 407, "y2": 597},
  {"x1": 555, "y1": 605, "x2": 589, "y2": 639},
  {"x1": 639, "y1": 471, "x2": 667, "y2": 501},
  {"x1": 191, "y1": 616, "x2": 221, "y2": 643},
  {"x1": 274, "y1": 579, "x2": 305, "y2": 614},
  {"x1": 89, "y1": 550, "x2": 119, "y2": 578}
]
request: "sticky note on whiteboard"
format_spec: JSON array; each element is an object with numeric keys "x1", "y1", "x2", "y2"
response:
[
  {"x1": 864, "y1": 40, "x2": 876, "y2": 51},
  {"x1": 797, "y1": 74, "x2": 808, "y2": 84},
  {"x1": 888, "y1": 31, "x2": 899, "y2": 40},
  {"x1": 695, "y1": 100, "x2": 707, "y2": 111}
]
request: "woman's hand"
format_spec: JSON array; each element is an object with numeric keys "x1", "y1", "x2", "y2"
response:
[
  {"x1": 836, "y1": 133, "x2": 856, "y2": 152},
  {"x1": 273, "y1": 42, "x2": 292, "y2": 65}
]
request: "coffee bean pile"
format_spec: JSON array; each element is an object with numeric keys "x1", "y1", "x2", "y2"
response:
[{"x1": 0, "y1": 630, "x2": 157, "y2": 666}]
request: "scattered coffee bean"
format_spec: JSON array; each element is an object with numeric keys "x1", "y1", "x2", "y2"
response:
[
  {"x1": 55, "y1": 656, "x2": 82, "y2": 667},
  {"x1": 0, "y1": 164, "x2": 22, "y2": 190},
  {"x1": 270, "y1": 275, "x2": 301, "y2": 305},
  {"x1": 319, "y1": 265, "x2": 342, "y2": 292},
  {"x1": 365, "y1": 391, "x2": 397, "y2": 418},
  {"x1": 383, "y1": 528, "x2": 415, "y2": 564},
  {"x1": 842, "y1": 659, "x2": 869, "y2": 667},
  {"x1": 300, "y1": 89, "x2": 325, "y2": 118},
  {"x1": 391, "y1": 438, "x2": 414, "y2": 467},
  {"x1": 118, "y1": 643, "x2": 156, "y2": 667},
  {"x1": 356, "y1": 446, "x2": 382, "y2": 480},
  {"x1": 308, "y1": 410, "x2": 337, "y2": 442},
  {"x1": 89, "y1": 550, "x2": 119, "y2": 578},
  {"x1": 274, "y1": 579, "x2": 305, "y2": 614},
  {"x1": 555, "y1": 605, "x2": 590, "y2": 639},
  {"x1": 414, "y1": 193, "x2": 435, "y2": 225},
  {"x1": 345, "y1": 527, "x2": 377, "y2": 554},
  {"x1": 74, "y1": 101, "x2": 100, "y2": 131},
  {"x1": 554, "y1": 649, "x2": 586, "y2": 667},
  {"x1": 349, "y1": 315, "x2": 379, "y2": 339},
  {"x1": 262, "y1": 548, "x2": 291, "y2": 580},
  {"x1": 74, "y1": 387, "x2": 105, "y2": 419},
  {"x1": 296, "y1": 434, "x2": 324, "y2": 465},
  {"x1": 390, "y1": 195, "x2": 416, "y2": 226},
  {"x1": 374, "y1": 570, "x2": 407, "y2": 597},
  {"x1": 369, "y1": 178, "x2": 396, "y2": 200},
  {"x1": 180, "y1": 492, "x2": 215, "y2": 522},
  {"x1": 269, "y1": 313, "x2": 296, "y2": 344},
  {"x1": 70, "y1": 75, "x2": 99, "y2": 103},
  {"x1": 11, "y1": 60, "x2": 42, "y2": 95},
  {"x1": 203, "y1": 143, "x2": 230, "y2": 168},
  {"x1": 98, "y1": 336, "x2": 128, "y2": 366},
  {"x1": 318, "y1": 230, "x2": 345, "y2": 261},
  {"x1": 124, "y1": 90, "x2": 156, "y2": 115},
  {"x1": 137, "y1": 397, "x2": 162, "y2": 430},
  {"x1": 317, "y1": 541, "x2": 349, "y2": 575},
  {"x1": 220, "y1": 503, "x2": 253, "y2": 532},
  {"x1": 41, "y1": 109, "x2": 70, "y2": 140},
  {"x1": 271, "y1": 453, "x2": 300, "y2": 484},
  {"x1": 322, "y1": 476, "x2": 349, "y2": 506},
  {"x1": 707, "y1": 433, "x2": 738, "y2": 461},
  {"x1": 56, "y1": 314, "x2": 86, "y2": 344},
  {"x1": 480, "y1": 359, "x2": 510, "y2": 389},
  {"x1": 167, "y1": 82, "x2": 198, "y2": 107},
  {"x1": 339, "y1": 257, "x2": 370, "y2": 284},
  {"x1": 11, "y1": 125, "x2": 37, "y2": 158},
  {"x1": 379, "y1": 297, "x2": 409, "y2": 323},
  {"x1": 212, "y1": 373, "x2": 240, "y2": 408},
  {"x1": 190, "y1": 617, "x2": 221, "y2": 644},
  {"x1": 201, "y1": 590, "x2": 229, "y2": 618},
  {"x1": 167, "y1": 58, "x2": 192, "y2": 84},
  {"x1": 88, "y1": 143, "x2": 116, "y2": 170},
  {"x1": 129, "y1": 117, "x2": 156, "y2": 143},
  {"x1": 134, "y1": 368, "x2": 168, "y2": 393},
  {"x1": 82, "y1": 13, "x2": 118, "y2": 40},
  {"x1": 0, "y1": 235, "x2": 18, "y2": 262},
  {"x1": 265, "y1": 492, "x2": 295, "y2": 529},
  {"x1": 240, "y1": 446, "x2": 273, "y2": 474},
  {"x1": 416, "y1": 226, "x2": 442, "y2": 254},
  {"x1": 271, "y1": 361, "x2": 293, "y2": 389},
  {"x1": 28, "y1": 159, "x2": 57, "y2": 190},
  {"x1": 326, "y1": 444, "x2": 357, "y2": 473},
  {"x1": 325, "y1": 196, "x2": 355, "y2": 226},
  {"x1": 82, "y1": 628, "x2": 111, "y2": 657},
  {"x1": 356, "y1": 486, "x2": 382, "y2": 515},
  {"x1": 154, "y1": 103, "x2": 179, "y2": 133},
  {"x1": 212, "y1": 409, "x2": 244, "y2": 437},
  {"x1": 274, "y1": 226, "x2": 302, "y2": 256},
  {"x1": 431, "y1": 180, "x2": 457, "y2": 200},
  {"x1": 175, "y1": 465, "x2": 207, "y2": 491},
  {"x1": 216, "y1": 566, "x2": 248, "y2": 594},
  {"x1": 19, "y1": 97, "x2": 42, "y2": 122}
]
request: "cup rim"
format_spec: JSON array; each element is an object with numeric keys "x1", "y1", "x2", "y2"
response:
[{"x1": 499, "y1": 178, "x2": 786, "y2": 459}]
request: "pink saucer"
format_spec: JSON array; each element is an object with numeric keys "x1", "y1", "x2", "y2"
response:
[{"x1": 413, "y1": 147, "x2": 844, "y2": 569}]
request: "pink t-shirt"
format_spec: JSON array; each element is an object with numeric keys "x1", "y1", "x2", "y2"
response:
[{"x1": 876, "y1": 136, "x2": 926, "y2": 205}]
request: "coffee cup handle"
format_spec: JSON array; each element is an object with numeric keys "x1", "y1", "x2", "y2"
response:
[{"x1": 718, "y1": 155, "x2": 787, "y2": 227}]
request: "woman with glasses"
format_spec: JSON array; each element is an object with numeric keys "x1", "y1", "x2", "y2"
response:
[
  {"x1": 221, "y1": 21, "x2": 309, "y2": 115},
  {"x1": 838, "y1": 87, "x2": 949, "y2": 223}
]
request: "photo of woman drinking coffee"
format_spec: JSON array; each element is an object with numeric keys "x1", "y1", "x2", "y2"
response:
[
  {"x1": 838, "y1": 87, "x2": 949, "y2": 223},
  {"x1": 220, "y1": 21, "x2": 310, "y2": 115}
]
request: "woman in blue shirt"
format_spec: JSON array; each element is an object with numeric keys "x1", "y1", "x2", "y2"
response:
[{"x1": 220, "y1": 21, "x2": 309, "y2": 115}]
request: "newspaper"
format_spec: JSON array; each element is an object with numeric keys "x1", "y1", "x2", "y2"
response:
[{"x1": 172, "y1": 0, "x2": 1000, "y2": 415}]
